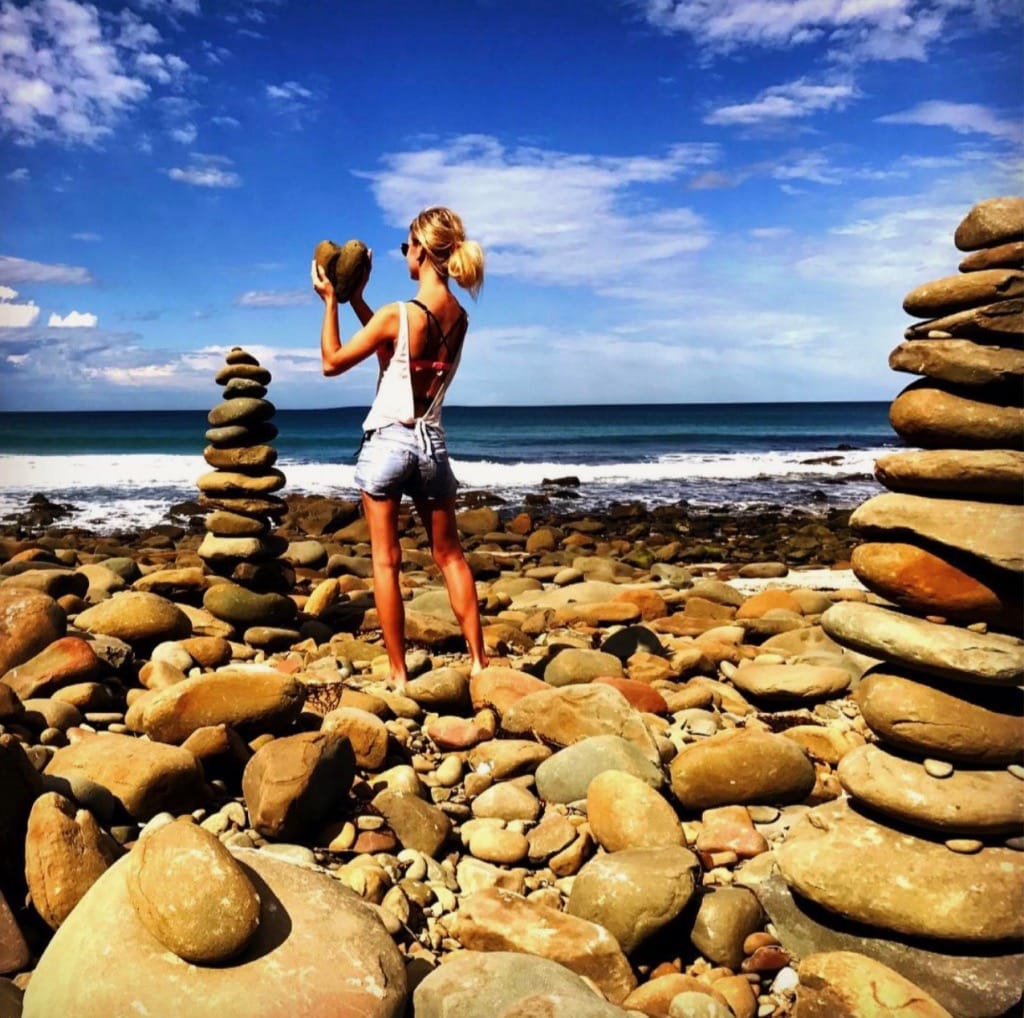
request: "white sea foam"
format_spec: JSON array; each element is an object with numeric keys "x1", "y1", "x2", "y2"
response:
[{"x1": 0, "y1": 448, "x2": 888, "y2": 532}]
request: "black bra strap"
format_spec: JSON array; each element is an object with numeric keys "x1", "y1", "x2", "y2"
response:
[{"x1": 409, "y1": 299, "x2": 465, "y2": 356}]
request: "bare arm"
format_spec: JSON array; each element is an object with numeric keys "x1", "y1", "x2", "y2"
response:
[{"x1": 312, "y1": 260, "x2": 398, "y2": 377}]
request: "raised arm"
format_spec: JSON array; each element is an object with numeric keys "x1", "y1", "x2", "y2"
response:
[{"x1": 312, "y1": 259, "x2": 398, "y2": 377}]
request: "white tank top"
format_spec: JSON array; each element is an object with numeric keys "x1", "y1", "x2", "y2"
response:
[{"x1": 362, "y1": 301, "x2": 463, "y2": 433}]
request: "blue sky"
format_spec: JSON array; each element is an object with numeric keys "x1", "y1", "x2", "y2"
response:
[{"x1": 0, "y1": 0, "x2": 1021, "y2": 411}]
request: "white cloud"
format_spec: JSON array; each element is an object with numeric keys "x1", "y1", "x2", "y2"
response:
[
  {"x1": 71, "y1": 232, "x2": 101, "y2": 242},
  {"x1": 236, "y1": 289, "x2": 312, "y2": 308},
  {"x1": 266, "y1": 81, "x2": 312, "y2": 102},
  {"x1": 772, "y1": 151, "x2": 842, "y2": 184},
  {"x1": 137, "y1": 0, "x2": 201, "y2": 16},
  {"x1": 878, "y1": 101, "x2": 1023, "y2": 143},
  {"x1": 749, "y1": 227, "x2": 793, "y2": 238},
  {"x1": 633, "y1": 0, "x2": 1013, "y2": 63},
  {"x1": 48, "y1": 310, "x2": 97, "y2": 327},
  {"x1": 705, "y1": 79, "x2": 857, "y2": 125},
  {"x1": 6, "y1": 167, "x2": 28, "y2": 181},
  {"x1": 165, "y1": 155, "x2": 242, "y2": 187},
  {"x1": 0, "y1": 0, "x2": 151, "y2": 144},
  {"x1": 169, "y1": 121, "x2": 197, "y2": 144},
  {"x1": 135, "y1": 51, "x2": 189, "y2": 85},
  {"x1": 0, "y1": 255, "x2": 94, "y2": 285},
  {"x1": 362, "y1": 135, "x2": 719, "y2": 293},
  {"x1": 0, "y1": 289, "x2": 40, "y2": 327}
]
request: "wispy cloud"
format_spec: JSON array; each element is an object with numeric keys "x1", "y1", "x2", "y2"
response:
[
  {"x1": 48, "y1": 310, "x2": 97, "y2": 328},
  {"x1": 72, "y1": 232, "x2": 102, "y2": 242},
  {"x1": 165, "y1": 153, "x2": 242, "y2": 187},
  {"x1": 363, "y1": 134, "x2": 719, "y2": 293},
  {"x1": 878, "y1": 100, "x2": 1023, "y2": 143},
  {"x1": 6, "y1": 168, "x2": 29, "y2": 181},
  {"x1": 632, "y1": 0, "x2": 1015, "y2": 63},
  {"x1": 0, "y1": 0, "x2": 151, "y2": 145},
  {"x1": 0, "y1": 255, "x2": 94, "y2": 285},
  {"x1": 705, "y1": 79, "x2": 857, "y2": 125},
  {"x1": 235, "y1": 289, "x2": 312, "y2": 308}
]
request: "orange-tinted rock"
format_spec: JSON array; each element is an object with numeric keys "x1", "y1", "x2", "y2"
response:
[
  {"x1": 469, "y1": 666, "x2": 547, "y2": 715},
  {"x1": 612, "y1": 588, "x2": 669, "y2": 621},
  {"x1": 903, "y1": 299, "x2": 1023, "y2": 342},
  {"x1": 736, "y1": 589, "x2": 803, "y2": 619},
  {"x1": 851, "y1": 542, "x2": 1022, "y2": 628},
  {"x1": 1, "y1": 636, "x2": 101, "y2": 700},
  {"x1": 0, "y1": 589, "x2": 66, "y2": 676},
  {"x1": 959, "y1": 239, "x2": 1024, "y2": 272},
  {"x1": 889, "y1": 379, "x2": 1024, "y2": 450},
  {"x1": 593, "y1": 676, "x2": 669, "y2": 713},
  {"x1": 889, "y1": 339, "x2": 1024, "y2": 387}
]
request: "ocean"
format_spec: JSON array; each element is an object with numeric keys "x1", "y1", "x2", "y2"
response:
[{"x1": 0, "y1": 403, "x2": 899, "y2": 532}]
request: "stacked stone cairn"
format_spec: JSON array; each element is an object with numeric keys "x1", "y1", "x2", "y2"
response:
[
  {"x1": 772, "y1": 197, "x2": 1024, "y2": 1013},
  {"x1": 196, "y1": 348, "x2": 298, "y2": 647}
]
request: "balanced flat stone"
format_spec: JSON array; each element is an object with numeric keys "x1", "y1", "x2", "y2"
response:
[
  {"x1": 196, "y1": 470, "x2": 286, "y2": 496},
  {"x1": 821, "y1": 601, "x2": 1024, "y2": 686},
  {"x1": 197, "y1": 533, "x2": 286, "y2": 562},
  {"x1": 207, "y1": 398, "x2": 275, "y2": 428},
  {"x1": 203, "y1": 445, "x2": 278, "y2": 471},
  {"x1": 959, "y1": 240, "x2": 1024, "y2": 272},
  {"x1": 214, "y1": 362, "x2": 271, "y2": 385},
  {"x1": 197, "y1": 495, "x2": 288, "y2": 518},
  {"x1": 874, "y1": 449, "x2": 1024, "y2": 501},
  {"x1": 850, "y1": 542, "x2": 1022, "y2": 629},
  {"x1": 904, "y1": 299, "x2": 1023, "y2": 343},
  {"x1": 776, "y1": 798, "x2": 1024, "y2": 942},
  {"x1": 903, "y1": 269, "x2": 1024, "y2": 318},
  {"x1": 223, "y1": 378, "x2": 267, "y2": 399},
  {"x1": 889, "y1": 340, "x2": 1024, "y2": 386},
  {"x1": 854, "y1": 670, "x2": 1023, "y2": 765},
  {"x1": 203, "y1": 584, "x2": 297, "y2": 627},
  {"x1": 205, "y1": 422, "x2": 279, "y2": 447},
  {"x1": 838, "y1": 743, "x2": 1024, "y2": 836},
  {"x1": 851, "y1": 493, "x2": 1024, "y2": 572},
  {"x1": 225, "y1": 347, "x2": 259, "y2": 365},
  {"x1": 745, "y1": 860, "x2": 1024, "y2": 1018},
  {"x1": 889, "y1": 380, "x2": 1024, "y2": 449},
  {"x1": 954, "y1": 196, "x2": 1024, "y2": 251},
  {"x1": 204, "y1": 511, "x2": 268, "y2": 537}
]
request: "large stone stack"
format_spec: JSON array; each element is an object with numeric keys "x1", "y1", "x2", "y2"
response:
[
  {"x1": 196, "y1": 348, "x2": 292, "y2": 595},
  {"x1": 773, "y1": 198, "x2": 1024, "y2": 1015}
]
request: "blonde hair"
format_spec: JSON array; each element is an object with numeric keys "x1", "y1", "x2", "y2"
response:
[{"x1": 410, "y1": 206, "x2": 485, "y2": 299}]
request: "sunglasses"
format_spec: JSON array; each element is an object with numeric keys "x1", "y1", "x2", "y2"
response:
[{"x1": 400, "y1": 238, "x2": 419, "y2": 256}]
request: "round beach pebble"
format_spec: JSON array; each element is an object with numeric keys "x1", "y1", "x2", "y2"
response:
[
  {"x1": 126, "y1": 818, "x2": 260, "y2": 964},
  {"x1": 669, "y1": 727, "x2": 815, "y2": 810},
  {"x1": 730, "y1": 661, "x2": 850, "y2": 701},
  {"x1": 203, "y1": 584, "x2": 297, "y2": 627},
  {"x1": 954, "y1": 196, "x2": 1024, "y2": 251},
  {"x1": 586, "y1": 769, "x2": 683, "y2": 851},
  {"x1": 74, "y1": 591, "x2": 191, "y2": 644}
]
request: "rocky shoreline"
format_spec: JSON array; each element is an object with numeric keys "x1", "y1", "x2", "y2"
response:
[{"x1": 1, "y1": 196, "x2": 1021, "y2": 1018}]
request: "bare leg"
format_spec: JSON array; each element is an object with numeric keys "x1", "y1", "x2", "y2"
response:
[
  {"x1": 361, "y1": 491, "x2": 408, "y2": 687},
  {"x1": 413, "y1": 495, "x2": 489, "y2": 674}
]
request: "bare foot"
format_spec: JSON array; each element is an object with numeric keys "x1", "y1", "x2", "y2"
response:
[{"x1": 470, "y1": 658, "x2": 488, "y2": 677}]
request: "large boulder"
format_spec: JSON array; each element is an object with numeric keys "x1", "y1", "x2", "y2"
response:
[
  {"x1": 535, "y1": 735, "x2": 663, "y2": 803},
  {"x1": 776, "y1": 798, "x2": 1024, "y2": 942},
  {"x1": 22, "y1": 848, "x2": 406, "y2": 1018}
]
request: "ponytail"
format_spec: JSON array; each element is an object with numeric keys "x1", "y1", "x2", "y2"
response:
[{"x1": 410, "y1": 206, "x2": 486, "y2": 299}]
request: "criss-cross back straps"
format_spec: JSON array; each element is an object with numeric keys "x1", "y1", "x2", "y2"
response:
[{"x1": 408, "y1": 298, "x2": 465, "y2": 363}]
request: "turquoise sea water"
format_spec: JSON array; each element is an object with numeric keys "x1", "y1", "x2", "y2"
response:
[{"x1": 0, "y1": 402, "x2": 897, "y2": 531}]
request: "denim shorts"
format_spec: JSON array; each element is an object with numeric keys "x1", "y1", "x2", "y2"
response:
[{"x1": 354, "y1": 421, "x2": 458, "y2": 501}]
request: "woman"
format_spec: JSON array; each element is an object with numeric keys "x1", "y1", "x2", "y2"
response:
[{"x1": 312, "y1": 206, "x2": 489, "y2": 689}]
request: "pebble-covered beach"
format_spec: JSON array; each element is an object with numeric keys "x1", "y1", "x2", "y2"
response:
[{"x1": 0, "y1": 197, "x2": 1021, "y2": 1018}]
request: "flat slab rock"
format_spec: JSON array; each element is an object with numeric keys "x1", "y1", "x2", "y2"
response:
[
  {"x1": 850, "y1": 493, "x2": 1024, "y2": 573},
  {"x1": 889, "y1": 380, "x2": 1024, "y2": 450},
  {"x1": 902, "y1": 269, "x2": 1024, "y2": 319},
  {"x1": 821, "y1": 601, "x2": 1024, "y2": 686},
  {"x1": 889, "y1": 339, "x2": 1024, "y2": 387},
  {"x1": 742, "y1": 857, "x2": 1023, "y2": 1018},
  {"x1": 838, "y1": 743, "x2": 1024, "y2": 836},
  {"x1": 775, "y1": 798, "x2": 1024, "y2": 942},
  {"x1": 873, "y1": 448, "x2": 1024, "y2": 500}
]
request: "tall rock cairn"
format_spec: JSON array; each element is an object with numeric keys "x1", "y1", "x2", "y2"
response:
[
  {"x1": 773, "y1": 198, "x2": 1024, "y2": 1008},
  {"x1": 196, "y1": 347, "x2": 292, "y2": 594}
]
